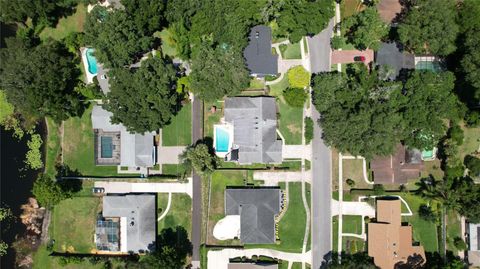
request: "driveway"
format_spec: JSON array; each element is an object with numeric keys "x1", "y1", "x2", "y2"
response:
[
  {"x1": 208, "y1": 248, "x2": 311, "y2": 269},
  {"x1": 94, "y1": 180, "x2": 192, "y2": 197},
  {"x1": 283, "y1": 145, "x2": 312, "y2": 160},
  {"x1": 331, "y1": 49, "x2": 374, "y2": 65},
  {"x1": 331, "y1": 200, "x2": 375, "y2": 217},
  {"x1": 156, "y1": 146, "x2": 184, "y2": 164},
  {"x1": 307, "y1": 19, "x2": 334, "y2": 73},
  {"x1": 253, "y1": 171, "x2": 312, "y2": 186},
  {"x1": 310, "y1": 105, "x2": 332, "y2": 268}
]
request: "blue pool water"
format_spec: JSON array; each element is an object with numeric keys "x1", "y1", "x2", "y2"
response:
[
  {"x1": 101, "y1": 136, "x2": 113, "y2": 158},
  {"x1": 86, "y1": 48, "x2": 98, "y2": 75},
  {"x1": 215, "y1": 127, "x2": 230, "y2": 152}
]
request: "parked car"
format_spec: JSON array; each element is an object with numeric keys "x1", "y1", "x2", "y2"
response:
[
  {"x1": 92, "y1": 187, "x2": 105, "y2": 194},
  {"x1": 354, "y1": 56, "x2": 366, "y2": 62}
]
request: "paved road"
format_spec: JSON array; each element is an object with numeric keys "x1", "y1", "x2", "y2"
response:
[
  {"x1": 307, "y1": 19, "x2": 334, "y2": 74},
  {"x1": 191, "y1": 96, "x2": 203, "y2": 268}
]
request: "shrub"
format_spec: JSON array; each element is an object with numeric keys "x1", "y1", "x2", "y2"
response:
[
  {"x1": 331, "y1": 36, "x2": 346, "y2": 50},
  {"x1": 373, "y1": 184, "x2": 385, "y2": 195},
  {"x1": 25, "y1": 134, "x2": 43, "y2": 170},
  {"x1": 454, "y1": 237, "x2": 467, "y2": 251},
  {"x1": 265, "y1": 74, "x2": 278, "y2": 81},
  {"x1": 279, "y1": 44, "x2": 288, "y2": 57},
  {"x1": 287, "y1": 66, "x2": 311, "y2": 88},
  {"x1": 448, "y1": 125, "x2": 464, "y2": 146},
  {"x1": 283, "y1": 87, "x2": 307, "y2": 107},
  {"x1": 304, "y1": 117, "x2": 314, "y2": 144},
  {"x1": 465, "y1": 110, "x2": 480, "y2": 127},
  {"x1": 346, "y1": 178, "x2": 356, "y2": 187},
  {"x1": 418, "y1": 204, "x2": 436, "y2": 222},
  {"x1": 464, "y1": 155, "x2": 480, "y2": 176}
]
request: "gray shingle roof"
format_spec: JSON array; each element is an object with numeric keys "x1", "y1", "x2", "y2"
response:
[
  {"x1": 224, "y1": 97, "x2": 282, "y2": 164},
  {"x1": 225, "y1": 188, "x2": 281, "y2": 244},
  {"x1": 91, "y1": 105, "x2": 155, "y2": 167},
  {"x1": 103, "y1": 194, "x2": 156, "y2": 253},
  {"x1": 376, "y1": 42, "x2": 415, "y2": 80},
  {"x1": 243, "y1": 25, "x2": 278, "y2": 77}
]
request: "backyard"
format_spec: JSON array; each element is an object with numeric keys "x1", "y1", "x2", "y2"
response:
[
  {"x1": 63, "y1": 105, "x2": 119, "y2": 176},
  {"x1": 49, "y1": 196, "x2": 100, "y2": 253},
  {"x1": 45, "y1": 118, "x2": 61, "y2": 178},
  {"x1": 246, "y1": 182, "x2": 308, "y2": 253},
  {"x1": 157, "y1": 193, "x2": 192, "y2": 237},
  {"x1": 162, "y1": 103, "x2": 192, "y2": 146},
  {"x1": 39, "y1": 4, "x2": 86, "y2": 40},
  {"x1": 204, "y1": 101, "x2": 224, "y2": 139}
]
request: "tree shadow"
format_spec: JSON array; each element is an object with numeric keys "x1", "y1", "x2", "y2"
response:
[{"x1": 156, "y1": 226, "x2": 193, "y2": 258}]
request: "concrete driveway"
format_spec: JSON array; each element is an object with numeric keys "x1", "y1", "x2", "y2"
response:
[
  {"x1": 307, "y1": 19, "x2": 334, "y2": 73},
  {"x1": 94, "y1": 180, "x2": 192, "y2": 197}
]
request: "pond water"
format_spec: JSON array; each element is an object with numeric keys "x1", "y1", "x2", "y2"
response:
[{"x1": 1, "y1": 124, "x2": 44, "y2": 268}]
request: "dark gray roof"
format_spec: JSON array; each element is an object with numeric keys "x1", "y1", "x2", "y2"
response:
[
  {"x1": 225, "y1": 188, "x2": 281, "y2": 244},
  {"x1": 376, "y1": 42, "x2": 414, "y2": 80},
  {"x1": 243, "y1": 26, "x2": 278, "y2": 76},
  {"x1": 224, "y1": 97, "x2": 282, "y2": 164},
  {"x1": 103, "y1": 195, "x2": 156, "y2": 253}
]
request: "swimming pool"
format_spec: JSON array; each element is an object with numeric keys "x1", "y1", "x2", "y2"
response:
[
  {"x1": 215, "y1": 126, "x2": 230, "y2": 153},
  {"x1": 415, "y1": 61, "x2": 442, "y2": 73},
  {"x1": 86, "y1": 48, "x2": 98, "y2": 75},
  {"x1": 101, "y1": 136, "x2": 113, "y2": 158}
]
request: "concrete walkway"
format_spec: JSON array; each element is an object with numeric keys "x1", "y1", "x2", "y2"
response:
[
  {"x1": 95, "y1": 179, "x2": 193, "y2": 198},
  {"x1": 283, "y1": 145, "x2": 312, "y2": 160},
  {"x1": 157, "y1": 192, "x2": 172, "y2": 221},
  {"x1": 208, "y1": 248, "x2": 311, "y2": 269},
  {"x1": 253, "y1": 171, "x2": 312, "y2": 186}
]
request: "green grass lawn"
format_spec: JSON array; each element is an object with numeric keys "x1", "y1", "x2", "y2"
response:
[
  {"x1": 45, "y1": 118, "x2": 61, "y2": 177},
  {"x1": 40, "y1": 4, "x2": 86, "y2": 41},
  {"x1": 162, "y1": 103, "x2": 192, "y2": 146},
  {"x1": 50, "y1": 197, "x2": 100, "y2": 253},
  {"x1": 162, "y1": 163, "x2": 188, "y2": 176},
  {"x1": 278, "y1": 98, "x2": 303, "y2": 145},
  {"x1": 342, "y1": 159, "x2": 366, "y2": 189},
  {"x1": 446, "y1": 210, "x2": 462, "y2": 253},
  {"x1": 268, "y1": 74, "x2": 289, "y2": 96},
  {"x1": 33, "y1": 245, "x2": 107, "y2": 269},
  {"x1": 154, "y1": 28, "x2": 177, "y2": 58},
  {"x1": 280, "y1": 42, "x2": 302, "y2": 59},
  {"x1": 340, "y1": 0, "x2": 364, "y2": 20},
  {"x1": 342, "y1": 236, "x2": 365, "y2": 254},
  {"x1": 157, "y1": 193, "x2": 192, "y2": 237},
  {"x1": 247, "y1": 183, "x2": 306, "y2": 252},
  {"x1": 458, "y1": 124, "x2": 480, "y2": 161},
  {"x1": 342, "y1": 215, "x2": 363, "y2": 234},
  {"x1": 204, "y1": 101, "x2": 223, "y2": 139},
  {"x1": 63, "y1": 106, "x2": 119, "y2": 176},
  {"x1": 332, "y1": 216, "x2": 339, "y2": 251},
  {"x1": 249, "y1": 78, "x2": 265, "y2": 89},
  {"x1": 207, "y1": 171, "x2": 245, "y2": 245}
]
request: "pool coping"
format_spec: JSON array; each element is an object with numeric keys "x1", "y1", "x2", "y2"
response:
[
  {"x1": 213, "y1": 123, "x2": 234, "y2": 158},
  {"x1": 81, "y1": 47, "x2": 97, "y2": 84}
]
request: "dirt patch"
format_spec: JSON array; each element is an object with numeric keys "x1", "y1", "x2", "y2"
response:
[{"x1": 287, "y1": 124, "x2": 301, "y2": 134}]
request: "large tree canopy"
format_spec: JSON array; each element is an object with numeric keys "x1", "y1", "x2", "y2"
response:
[
  {"x1": 103, "y1": 57, "x2": 178, "y2": 133},
  {"x1": 84, "y1": 6, "x2": 154, "y2": 68},
  {"x1": 342, "y1": 7, "x2": 389, "y2": 51},
  {"x1": 277, "y1": 0, "x2": 335, "y2": 43},
  {"x1": 189, "y1": 45, "x2": 250, "y2": 101},
  {"x1": 398, "y1": 0, "x2": 458, "y2": 56},
  {"x1": 312, "y1": 66, "x2": 462, "y2": 158},
  {"x1": 0, "y1": 0, "x2": 76, "y2": 26},
  {"x1": 0, "y1": 38, "x2": 83, "y2": 121}
]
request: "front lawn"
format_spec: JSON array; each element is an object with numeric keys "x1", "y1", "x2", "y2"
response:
[
  {"x1": 162, "y1": 163, "x2": 188, "y2": 176},
  {"x1": 162, "y1": 103, "x2": 192, "y2": 146},
  {"x1": 246, "y1": 182, "x2": 307, "y2": 252},
  {"x1": 39, "y1": 4, "x2": 86, "y2": 41},
  {"x1": 342, "y1": 236, "x2": 365, "y2": 254},
  {"x1": 342, "y1": 159, "x2": 368, "y2": 189},
  {"x1": 157, "y1": 193, "x2": 192, "y2": 237},
  {"x1": 278, "y1": 98, "x2": 303, "y2": 145},
  {"x1": 280, "y1": 42, "x2": 302, "y2": 59},
  {"x1": 268, "y1": 74, "x2": 289, "y2": 96},
  {"x1": 63, "y1": 106, "x2": 119, "y2": 176},
  {"x1": 207, "y1": 171, "x2": 245, "y2": 245},
  {"x1": 342, "y1": 215, "x2": 363, "y2": 234},
  {"x1": 50, "y1": 196, "x2": 100, "y2": 253},
  {"x1": 45, "y1": 118, "x2": 61, "y2": 177},
  {"x1": 332, "y1": 216, "x2": 339, "y2": 251}
]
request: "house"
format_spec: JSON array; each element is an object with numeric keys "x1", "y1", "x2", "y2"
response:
[
  {"x1": 468, "y1": 222, "x2": 480, "y2": 266},
  {"x1": 95, "y1": 194, "x2": 156, "y2": 253},
  {"x1": 228, "y1": 263, "x2": 278, "y2": 269},
  {"x1": 221, "y1": 97, "x2": 282, "y2": 164},
  {"x1": 375, "y1": 42, "x2": 415, "y2": 80},
  {"x1": 368, "y1": 199, "x2": 426, "y2": 269},
  {"x1": 225, "y1": 188, "x2": 281, "y2": 244},
  {"x1": 370, "y1": 144, "x2": 423, "y2": 184},
  {"x1": 243, "y1": 25, "x2": 278, "y2": 77},
  {"x1": 91, "y1": 105, "x2": 155, "y2": 168}
]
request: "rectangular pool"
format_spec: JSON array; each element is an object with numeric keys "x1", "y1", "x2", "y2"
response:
[
  {"x1": 215, "y1": 126, "x2": 230, "y2": 153},
  {"x1": 101, "y1": 136, "x2": 113, "y2": 158}
]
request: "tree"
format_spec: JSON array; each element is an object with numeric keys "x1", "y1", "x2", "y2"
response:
[
  {"x1": 418, "y1": 204, "x2": 437, "y2": 222},
  {"x1": 453, "y1": 237, "x2": 467, "y2": 251},
  {"x1": 190, "y1": 45, "x2": 250, "y2": 101},
  {"x1": 120, "y1": 0, "x2": 165, "y2": 35},
  {"x1": 180, "y1": 143, "x2": 218, "y2": 175},
  {"x1": 464, "y1": 155, "x2": 480, "y2": 176},
  {"x1": 277, "y1": 0, "x2": 335, "y2": 43},
  {"x1": 398, "y1": 0, "x2": 458, "y2": 56},
  {"x1": 103, "y1": 57, "x2": 178, "y2": 133},
  {"x1": 84, "y1": 6, "x2": 154, "y2": 68},
  {"x1": 283, "y1": 88, "x2": 307, "y2": 107},
  {"x1": 287, "y1": 66, "x2": 311, "y2": 89},
  {"x1": 447, "y1": 125, "x2": 464, "y2": 146},
  {"x1": 0, "y1": 38, "x2": 83, "y2": 121},
  {"x1": 0, "y1": 0, "x2": 77, "y2": 26},
  {"x1": 331, "y1": 36, "x2": 346, "y2": 50},
  {"x1": 304, "y1": 117, "x2": 314, "y2": 144},
  {"x1": 342, "y1": 7, "x2": 389, "y2": 50},
  {"x1": 401, "y1": 71, "x2": 463, "y2": 150},
  {"x1": 25, "y1": 133, "x2": 43, "y2": 170},
  {"x1": 32, "y1": 175, "x2": 71, "y2": 208}
]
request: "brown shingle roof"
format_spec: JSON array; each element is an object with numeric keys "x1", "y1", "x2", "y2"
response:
[
  {"x1": 368, "y1": 199, "x2": 426, "y2": 269},
  {"x1": 371, "y1": 144, "x2": 423, "y2": 184}
]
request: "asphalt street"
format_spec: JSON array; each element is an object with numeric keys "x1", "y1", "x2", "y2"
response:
[{"x1": 307, "y1": 19, "x2": 334, "y2": 74}]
